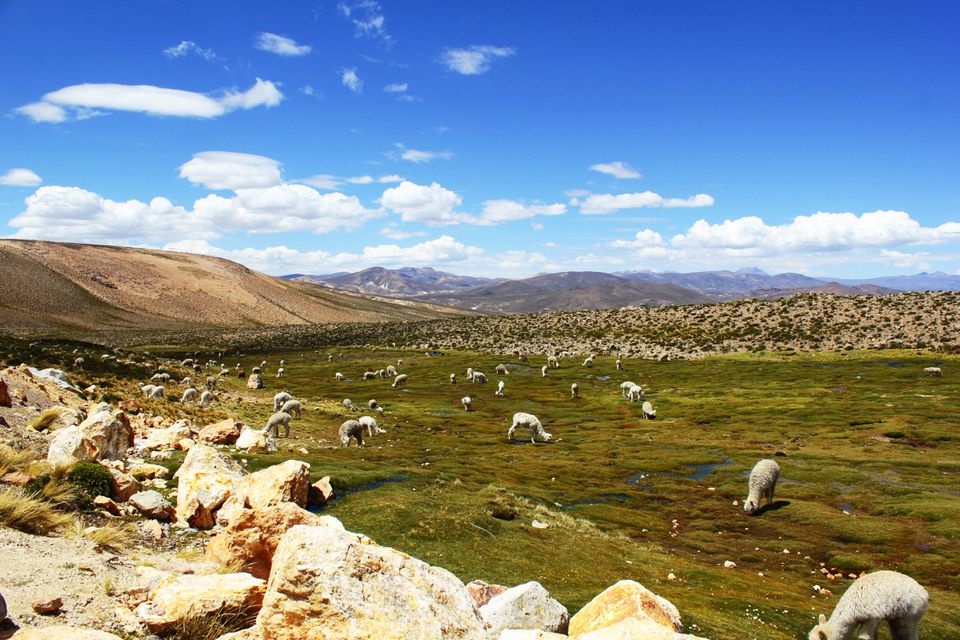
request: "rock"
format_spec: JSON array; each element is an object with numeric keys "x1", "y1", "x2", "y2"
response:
[
  {"x1": 0, "y1": 379, "x2": 11, "y2": 407},
  {"x1": 467, "y1": 580, "x2": 509, "y2": 608},
  {"x1": 235, "y1": 427, "x2": 276, "y2": 454},
  {"x1": 567, "y1": 580, "x2": 682, "y2": 638},
  {"x1": 109, "y1": 469, "x2": 140, "y2": 502},
  {"x1": 307, "y1": 475, "x2": 334, "y2": 508},
  {"x1": 78, "y1": 410, "x2": 134, "y2": 460},
  {"x1": 32, "y1": 596, "x2": 64, "y2": 614},
  {"x1": 134, "y1": 572, "x2": 266, "y2": 633},
  {"x1": 500, "y1": 632, "x2": 569, "y2": 640},
  {"x1": 243, "y1": 460, "x2": 310, "y2": 509},
  {"x1": 176, "y1": 438, "x2": 196, "y2": 451},
  {"x1": 129, "y1": 490, "x2": 174, "y2": 521},
  {"x1": 251, "y1": 521, "x2": 488, "y2": 640},
  {"x1": 128, "y1": 463, "x2": 170, "y2": 480},
  {"x1": 140, "y1": 422, "x2": 192, "y2": 450},
  {"x1": 142, "y1": 519, "x2": 166, "y2": 540},
  {"x1": 93, "y1": 495, "x2": 120, "y2": 515},
  {"x1": 216, "y1": 494, "x2": 248, "y2": 528},
  {"x1": 1, "y1": 470, "x2": 33, "y2": 486},
  {"x1": 198, "y1": 418, "x2": 243, "y2": 445},
  {"x1": 173, "y1": 444, "x2": 246, "y2": 525},
  {"x1": 531, "y1": 520, "x2": 549, "y2": 529},
  {"x1": 13, "y1": 626, "x2": 125, "y2": 640},
  {"x1": 723, "y1": 560, "x2": 736, "y2": 569},
  {"x1": 205, "y1": 503, "x2": 324, "y2": 579},
  {"x1": 47, "y1": 425, "x2": 98, "y2": 466},
  {"x1": 480, "y1": 581, "x2": 569, "y2": 636},
  {"x1": 183, "y1": 497, "x2": 215, "y2": 529},
  {"x1": 246, "y1": 373, "x2": 263, "y2": 389},
  {"x1": 576, "y1": 617, "x2": 707, "y2": 639},
  {"x1": 0, "y1": 590, "x2": 6, "y2": 621}
]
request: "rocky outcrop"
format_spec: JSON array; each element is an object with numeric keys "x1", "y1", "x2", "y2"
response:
[
  {"x1": 243, "y1": 460, "x2": 310, "y2": 509},
  {"x1": 139, "y1": 422, "x2": 192, "y2": 450},
  {"x1": 78, "y1": 410, "x2": 133, "y2": 461},
  {"x1": 47, "y1": 425, "x2": 98, "y2": 466},
  {"x1": 173, "y1": 444, "x2": 246, "y2": 526},
  {"x1": 198, "y1": 418, "x2": 243, "y2": 444},
  {"x1": 205, "y1": 503, "x2": 325, "y2": 579},
  {"x1": 480, "y1": 581, "x2": 569, "y2": 637},
  {"x1": 249, "y1": 521, "x2": 488, "y2": 640},
  {"x1": 134, "y1": 572, "x2": 266, "y2": 633},
  {"x1": 567, "y1": 580, "x2": 683, "y2": 638}
]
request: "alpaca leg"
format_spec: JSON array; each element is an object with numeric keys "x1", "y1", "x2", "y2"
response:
[
  {"x1": 889, "y1": 617, "x2": 922, "y2": 640},
  {"x1": 284, "y1": 422, "x2": 290, "y2": 438},
  {"x1": 507, "y1": 424, "x2": 516, "y2": 440},
  {"x1": 856, "y1": 619, "x2": 880, "y2": 640}
]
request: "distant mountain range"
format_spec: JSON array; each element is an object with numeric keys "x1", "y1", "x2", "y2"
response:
[{"x1": 284, "y1": 266, "x2": 960, "y2": 313}]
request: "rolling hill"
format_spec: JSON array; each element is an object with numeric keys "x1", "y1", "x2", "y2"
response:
[
  {"x1": 0, "y1": 240, "x2": 469, "y2": 333},
  {"x1": 285, "y1": 266, "x2": 495, "y2": 296}
]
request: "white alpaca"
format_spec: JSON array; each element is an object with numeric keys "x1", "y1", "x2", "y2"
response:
[
  {"x1": 375, "y1": 405, "x2": 384, "y2": 416},
  {"x1": 450, "y1": 373, "x2": 457, "y2": 384},
  {"x1": 339, "y1": 419, "x2": 364, "y2": 447},
  {"x1": 386, "y1": 365, "x2": 398, "y2": 376},
  {"x1": 582, "y1": 355, "x2": 595, "y2": 367},
  {"x1": 74, "y1": 357, "x2": 85, "y2": 367},
  {"x1": 392, "y1": 373, "x2": 408, "y2": 388},
  {"x1": 615, "y1": 358, "x2": 622, "y2": 371},
  {"x1": 744, "y1": 459, "x2": 780, "y2": 514},
  {"x1": 571, "y1": 382, "x2": 579, "y2": 398},
  {"x1": 368, "y1": 399, "x2": 378, "y2": 409},
  {"x1": 923, "y1": 366, "x2": 942, "y2": 377},
  {"x1": 547, "y1": 356, "x2": 559, "y2": 368},
  {"x1": 397, "y1": 359, "x2": 404, "y2": 367},
  {"x1": 495, "y1": 380, "x2": 505, "y2": 397},
  {"x1": 461, "y1": 396, "x2": 472, "y2": 411},
  {"x1": 508, "y1": 412, "x2": 553, "y2": 443},
  {"x1": 200, "y1": 390, "x2": 212, "y2": 407},
  {"x1": 495, "y1": 364, "x2": 509, "y2": 375},
  {"x1": 472, "y1": 372, "x2": 488, "y2": 384},
  {"x1": 808, "y1": 571, "x2": 927, "y2": 640},
  {"x1": 363, "y1": 371, "x2": 377, "y2": 381},
  {"x1": 641, "y1": 400, "x2": 656, "y2": 419},
  {"x1": 280, "y1": 399, "x2": 302, "y2": 419},
  {"x1": 181, "y1": 387, "x2": 198, "y2": 404},
  {"x1": 335, "y1": 372, "x2": 344, "y2": 381},
  {"x1": 265, "y1": 411, "x2": 292, "y2": 438},
  {"x1": 276, "y1": 367, "x2": 284, "y2": 378},
  {"x1": 274, "y1": 391, "x2": 293, "y2": 412},
  {"x1": 149, "y1": 385, "x2": 165, "y2": 399},
  {"x1": 627, "y1": 384, "x2": 643, "y2": 402},
  {"x1": 620, "y1": 381, "x2": 636, "y2": 398},
  {"x1": 541, "y1": 365, "x2": 548, "y2": 377},
  {"x1": 359, "y1": 415, "x2": 386, "y2": 436}
]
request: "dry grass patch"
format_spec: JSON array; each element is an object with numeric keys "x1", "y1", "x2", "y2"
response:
[
  {"x1": 0, "y1": 487, "x2": 74, "y2": 534},
  {"x1": 27, "y1": 407, "x2": 66, "y2": 431}
]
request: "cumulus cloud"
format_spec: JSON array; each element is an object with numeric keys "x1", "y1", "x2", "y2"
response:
[
  {"x1": 440, "y1": 45, "x2": 516, "y2": 75},
  {"x1": 378, "y1": 174, "x2": 403, "y2": 183},
  {"x1": 0, "y1": 168, "x2": 42, "y2": 187},
  {"x1": 380, "y1": 181, "x2": 466, "y2": 225},
  {"x1": 400, "y1": 148, "x2": 452, "y2": 163},
  {"x1": 478, "y1": 200, "x2": 566, "y2": 225},
  {"x1": 341, "y1": 68, "x2": 363, "y2": 93},
  {"x1": 590, "y1": 161, "x2": 641, "y2": 179},
  {"x1": 255, "y1": 32, "x2": 312, "y2": 56},
  {"x1": 383, "y1": 82, "x2": 408, "y2": 93},
  {"x1": 179, "y1": 151, "x2": 283, "y2": 191},
  {"x1": 16, "y1": 79, "x2": 283, "y2": 122},
  {"x1": 609, "y1": 229, "x2": 666, "y2": 249},
  {"x1": 163, "y1": 40, "x2": 218, "y2": 62},
  {"x1": 575, "y1": 191, "x2": 715, "y2": 214}
]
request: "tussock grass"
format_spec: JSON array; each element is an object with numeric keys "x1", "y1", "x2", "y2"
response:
[
  {"x1": 86, "y1": 524, "x2": 129, "y2": 551},
  {"x1": 161, "y1": 610, "x2": 257, "y2": 640},
  {"x1": 27, "y1": 407, "x2": 66, "y2": 431},
  {"x1": 0, "y1": 444, "x2": 38, "y2": 476},
  {"x1": 0, "y1": 487, "x2": 74, "y2": 534}
]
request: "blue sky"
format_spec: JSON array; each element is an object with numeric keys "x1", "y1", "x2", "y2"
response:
[{"x1": 1, "y1": 0, "x2": 958, "y2": 277}]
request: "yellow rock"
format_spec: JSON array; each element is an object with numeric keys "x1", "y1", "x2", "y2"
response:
[
  {"x1": 568, "y1": 580, "x2": 682, "y2": 638},
  {"x1": 135, "y1": 572, "x2": 266, "y2": 633}
]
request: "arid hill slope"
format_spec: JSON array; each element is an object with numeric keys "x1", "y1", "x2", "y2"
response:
[{"x1": 0, "y1": 240, "x2": 468, "y2": 332}]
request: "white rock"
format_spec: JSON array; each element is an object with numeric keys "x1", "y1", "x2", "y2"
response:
[{"x1": 479, "y1": 581, "x2": 569, "y2": 637}]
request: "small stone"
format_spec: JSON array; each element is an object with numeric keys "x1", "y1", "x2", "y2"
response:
[
  {"x1": 33, "y1": 597, "x2": 64, "y2": 615},
  {"x1": 723, "y1": 560, "x2": 736, "y2": 569},
  {"x1": 142, "y1": 519, "x2": 165, "y2": 540},
  {"x1": 93, "y1": 495, "x2": 120, "y2": 516}
]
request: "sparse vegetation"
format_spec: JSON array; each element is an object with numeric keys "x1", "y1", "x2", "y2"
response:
[{"x1": 0, "y1": 487, "x2": 74, "y2": 535}]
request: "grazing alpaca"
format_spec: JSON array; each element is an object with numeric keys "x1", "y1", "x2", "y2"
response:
[
  {"x1": 808, "y1": 570, "x2": 927, "y2": 640},
  {"x1": 744, "y1": 459, "x2": 780, "y2": 514}
]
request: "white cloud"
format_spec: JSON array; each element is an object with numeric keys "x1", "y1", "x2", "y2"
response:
[
  {"x1": 609, "y1": 229, "x2": 666, "y2": 249},
  {"x1": 383, "y1": 83, "x2": 408, "y2": 93},
  {"x1": 338, "y1": 1, "x2": 392, "y2": 46},
  {"x1": 564, "y1": 189, "x2": 591, "y2": 198},
  {"x1": 301, "y1": 175, "x2": 343, "y2": 190},
  {"x1": 179, "y1": 151, "x2": 283, "y2": 191},
  {"x1": 378, "y1": 174, "x2": 403, "y2": 183},
  {"x1": 300, "y1": 84, "x2": 316, "y2": 96},
  {"x1": 379, "y1": 224, "x2": 427, "y2": 240},
  {"x1": 163, "y1": 40, "x2": 218, "y2": 62},
  {"x1": 576, "y1": 191, "x2": 715, "y2": 214},
  {"x1": 400, "y1": 148, "x2": 452, "y2": 163},
  {"x1": 14, "y1": 102, "x2": 67, "y2": 123},
  {"x1": 590, "y1": 161, "x2": 641, "y2": 179},
  {"x1": 440, "y1": 45, "x2": 516, "y2": 75},
  {"x1": 255, "y1": 32, "x2": 311, "y2": 56},
  {"x1": 0, "y1": 168, "x2": 42, "y2": 187},
  {"x1": 478, "y1": 199, "x2": 566, "y2": 224},
  {"x1": 16, "y1": 79, "x2": 283, "y2": 122},
  {"x1": 346, "y1": 175, "x2": 374, "y2": 184},
  {"x1": 341, "y1": 68, "x2": 363, "y2": 93},
  {"x1": 380, "y1": 181, "x2": 466, "y2": 225}
]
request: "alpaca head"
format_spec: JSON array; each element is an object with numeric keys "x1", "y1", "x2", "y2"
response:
[
  {"x1": 542, "y1": 431, "x2": 554, "y2": 442},
  {"x1": 743, "y1": 498, "x2": 759, "y2": 514},
  {"x1": 808, "y1": 614, "x2": 832, "y2": 640}
]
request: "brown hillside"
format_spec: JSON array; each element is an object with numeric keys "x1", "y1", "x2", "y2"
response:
[{"x1": 0, "y1": 240, "x2": 468, "y2": 333}]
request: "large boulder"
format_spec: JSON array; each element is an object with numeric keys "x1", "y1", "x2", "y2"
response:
[
  {"x1": 205, "y1": 503, "x2": 325, "y2": 579},
  {"x1": 134, "y1": 572, "x2": 266, "y2": 633},
  {"x1": 47, "y1": 425, "x2": 98, "y2": 466},
  {"x1": 243, "y1": 460, "x2": 310, "y2": 509},
  {"x1": 140, "y1": 421, "x2": 193, "y2": 450},
  {"x1": 199, "y1": 418, "x2": 243, "y2": 445},
  {"x1": 127, "y1": 462, "x2": 170, "y2": 480},
  {"x1": 0, "y1": 379, "x2": 11, "y2": 407},
  {"x1": 466, "y1": 580, "x2": 509, "y2": 608},
  {"x1": 307, "y1": 475, "x2": 334, "y2": 508},
  {"x1": 567, "y1": 580, "x2": 682, "y2": 638},
  {"x1": 235, "y1": 427, "x2": 276, "y2": 454},
  {"x1": 480, "y1": 582, "x2": 569, "y2": 636},
  {"x1": 13, "y1": 626, "x2": 124, "y2": 640},
  {"x1": 251, "y1": 521, "x2": 488, "y2": 640},
  {"x1": 576, "y1": 618, "x2": 708, "y2": 639},
  {"x1": 173, "y1": 444, "x2": 246, "y2": 525},
  {"x1": 78, "y1": 410, "x2": 134, "y2": 460},
  {"x1": 129, "y1": 490, "x2": 174, "y2": 521},
  {"x1": 246, "y1": 373, "x2": 263, "y2": 389},
  {"x1": 109, "y1": 469, "x2": 141, "y2": 502}
]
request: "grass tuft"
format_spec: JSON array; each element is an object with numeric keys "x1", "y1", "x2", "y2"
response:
[
  {"x1": 0, "y1": 487, "x2": 74, "y2": 534},
  {"x1": 27, "y1": 407, "x2": 66, "y2": 431}
]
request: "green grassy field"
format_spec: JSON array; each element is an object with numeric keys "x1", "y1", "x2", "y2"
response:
[{"x1": 136, "y1": 346, "x2": 954, "y2": 640}]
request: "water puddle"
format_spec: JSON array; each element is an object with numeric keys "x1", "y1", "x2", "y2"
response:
[
  {"x1": 595, "y1": 375, "x2": 611, "y2": 381},
  {"x1": 626, "y1": 457, "x2": 733, "y2": 484},
  {"x1": 885, "y1": 362, "x2": 902, "y2": 367},
  {"x1": 839, "y1": 502, "x2": 855, "y2": 514}
]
